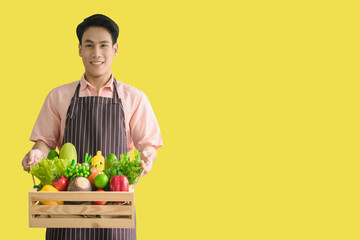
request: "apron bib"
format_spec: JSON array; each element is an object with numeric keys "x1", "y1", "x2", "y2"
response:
[{"x1": 46, "y1": 80, "x2": 136, "y2": 240}]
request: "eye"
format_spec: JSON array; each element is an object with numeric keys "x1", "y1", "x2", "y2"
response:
[
  {"x1": 85, "y1": 44, "x2": 92, "y2": 47},
  {"x1": 101, "y1": 44, "x2": 109, "y2": 47}
]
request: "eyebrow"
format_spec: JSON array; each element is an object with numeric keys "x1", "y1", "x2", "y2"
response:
[{"x1": 83, "y1": 39, "x2": 110, "y2": 44}]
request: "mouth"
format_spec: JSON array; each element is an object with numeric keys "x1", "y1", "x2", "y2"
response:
[{"x1": 91, "y1": 61, "x2": 104, "y2": 65}]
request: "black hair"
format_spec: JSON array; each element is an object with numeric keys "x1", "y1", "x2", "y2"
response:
[{"x1": 76, "y1": 14, "x2": 119, "y2": 45}]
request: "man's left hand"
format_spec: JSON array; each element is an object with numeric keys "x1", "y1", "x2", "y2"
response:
[{"x1": 140, "y1": 147, "x2": 157, "y2": 176}]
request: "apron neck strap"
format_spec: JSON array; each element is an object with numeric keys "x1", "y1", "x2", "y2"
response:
[
  {"x1": 112, "y1": 78, "x2": 120, "y2": 104},
  {"x1": 68, "y1": 83, "x2": 81, "y2": 119}
]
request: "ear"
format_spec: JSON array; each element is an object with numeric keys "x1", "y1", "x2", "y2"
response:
[
  {"x1": 113, "y1": 43, "x2": 118, "y2": 56},
  {"x1": 78, "y1": 44, "x2": 82, "y2": 57}
]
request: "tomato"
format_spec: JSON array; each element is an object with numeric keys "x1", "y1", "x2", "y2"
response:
[
  {"x1": 94, "y1": 174, "x2": 109, "y2": 189},
  {"x1": 53, "y1": 175, "x2": 68, "y2": 191},
  {"x1": 93, "y1": 189, "x2": 108, "y2": 205}
]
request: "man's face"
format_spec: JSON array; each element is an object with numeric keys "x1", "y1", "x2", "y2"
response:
[{"x1": 79, "y1": 27, "x2": 118, "y2": 80}]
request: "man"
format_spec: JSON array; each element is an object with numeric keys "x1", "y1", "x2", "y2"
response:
[{"x1": 22, "y1": 14, "x2": 163, "y2": 240}]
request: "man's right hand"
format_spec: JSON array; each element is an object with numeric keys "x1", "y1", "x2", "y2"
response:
[
  {"x1": 22, "y1": 140, "x2": 52, "y2": 172},
  {"x1": 22, "y1": 149, "x2": 44, "y2": 172}
]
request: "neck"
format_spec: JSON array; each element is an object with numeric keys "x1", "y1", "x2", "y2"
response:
[{"x1": 85, "y1": 72, "x2": 112, "y2": 91}]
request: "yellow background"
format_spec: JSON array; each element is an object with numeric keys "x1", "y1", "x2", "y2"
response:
[{"x1": 0, "y1": 0, "x2": 359, "y2": 239}]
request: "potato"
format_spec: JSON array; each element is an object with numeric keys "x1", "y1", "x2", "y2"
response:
[{"x1": 67, "y1": 177, "x2": 92, "y2": 191}]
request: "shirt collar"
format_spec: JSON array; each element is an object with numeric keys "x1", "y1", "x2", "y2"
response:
[{"x1": 80, "y1": 74, "x2": 114, "y2": 92}]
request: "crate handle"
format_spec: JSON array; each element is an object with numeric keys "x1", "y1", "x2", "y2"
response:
[
  {"x1": 134, "y1": 169, "x2": 145, "y2": 187},
  {"x1": 32, "y1": 175, "x2": 36, "y2": 186}
]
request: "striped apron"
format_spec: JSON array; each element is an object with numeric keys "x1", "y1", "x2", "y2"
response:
[{"x1": 46, "y1": 80, "x2": 136, "y2": 240}]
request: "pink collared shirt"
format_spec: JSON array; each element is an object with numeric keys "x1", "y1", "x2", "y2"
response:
[{"x1": 30, "y1": 74, "x2": 163, "y2": 152}]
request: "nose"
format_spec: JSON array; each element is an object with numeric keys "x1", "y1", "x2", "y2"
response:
[{"x1": 92, "y1": 46, "x2": 102, "y2": 59}]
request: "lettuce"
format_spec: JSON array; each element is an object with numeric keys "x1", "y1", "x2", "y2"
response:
[
  {"x1": 104, "y1": 149, "x2": 143, "y2": 185},
  {"x1": 30, "y1": 157, "x2": 71, "y2": 186}
]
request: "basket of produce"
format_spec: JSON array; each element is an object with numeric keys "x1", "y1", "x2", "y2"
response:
[{"x1": 28, "y1": 143, "x2": 144, "y2": 228}]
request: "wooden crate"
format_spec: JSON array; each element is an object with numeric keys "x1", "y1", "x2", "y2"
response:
[{"x1": 29, "y1": 185, "x2": 135, "y2": 228}]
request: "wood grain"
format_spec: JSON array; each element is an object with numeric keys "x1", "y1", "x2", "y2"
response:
[{"x1": 29, "y1": 186, "x2": 135, "y2": 228}]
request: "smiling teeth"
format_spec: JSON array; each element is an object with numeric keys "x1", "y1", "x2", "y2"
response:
[{"x1": 92, "y1": 62, "x2": 102, "y2": 64}]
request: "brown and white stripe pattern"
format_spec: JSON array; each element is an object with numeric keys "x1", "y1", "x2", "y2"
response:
[
  {"x1": 46, "y1": 80, "x2": 136, "y2": 240},
  {"x1": 64, "y1": 81, "x2": 127, "y2": 162},
  {"x1": 46, "y1": 226, "x2": 136, "y2": 240}
]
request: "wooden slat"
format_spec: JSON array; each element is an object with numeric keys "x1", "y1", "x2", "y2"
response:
[
  {"x1": 30, "y1": 205, "x2": 133, "y2": 215},
  {"x1": 29, "y1": 218, "x2": 135, "y2": 228},
  {"x1": 29, "y1": 191, "x2": 134, "y2": 202},
  {"x1": 29, "y1": 186, "x2": 136, "y2": 228},
  {"x1": 29, "y1": 191, "x2": 36, "y2": 227}
]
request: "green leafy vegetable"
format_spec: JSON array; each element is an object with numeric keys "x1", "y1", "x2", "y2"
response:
[
  {"x1": 30, "y1": 157, "x2": 71, "y2": 186},
  {"x1": 104, "y1": 149, "x2": 142, "y2": 185}
]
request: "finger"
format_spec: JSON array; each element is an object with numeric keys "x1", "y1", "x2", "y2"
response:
[
  {"x1": 142, "y1": 157, "x2": 150, "y2": 165},
  {"x1": 141, "y1": 147, "x2": 154, "y2": 158},
  {"x1": 30, "y1": 158, "x2": 39, "y2": 166},
  {"x1": 142, "y1": 150, "x2": 150, "y2": 158},
  {"x1": 141, "y1": 160, "x2": 151, "y2": 167},
  {"x1": 141, "y1": 160, "x2": 149, "y2": 172},
  {"x1": 22, "y1": 156, "x2": 30, "y2": 172},
  {"x1": 22, "y1": 160, "x2": 29, "y2": 172},
  {"x1": 140, "y1": 161, "x2": 149, "y2": 175},
  {"x1": 28, "y1": 151, "x2": 36, "y2": 165},
  {"x1": 140, "y1": 160, "x2": 146, "y2": 170},
  {"x1": 22, "y1": 154, "x2": 28, "y2": 167},
  {"x1": 32, "y1": 151, "x2": 41, "y2": 165},
  {"x1": 29, "y1": 150, "x2": 43, "y2": 166}
]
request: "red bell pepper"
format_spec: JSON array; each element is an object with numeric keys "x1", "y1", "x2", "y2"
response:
[{"x1": 109, "y1": 169, "x2": 129, "y2": 203}]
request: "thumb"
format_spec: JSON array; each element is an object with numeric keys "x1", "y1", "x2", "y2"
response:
[
  {"x1": 28, "y1": 149, "x2": 43, "y2": 165},
  {"x1": 141, "y1": 147, "x2": 155, "y2": 158}
]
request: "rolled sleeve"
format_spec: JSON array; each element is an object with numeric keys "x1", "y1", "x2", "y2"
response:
[
  {"x1": 30, "y1": 90, "x2": 61, "y2": 149},
  {"x1": 129, "y1": 92, "x2": 163, "y2": 151}
]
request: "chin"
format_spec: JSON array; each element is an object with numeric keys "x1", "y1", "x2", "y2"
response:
[{"x1": 87, "y1": 71, "x2": 107, "y2": 78}]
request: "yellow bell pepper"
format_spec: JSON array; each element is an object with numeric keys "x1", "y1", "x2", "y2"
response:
[
  {"x1": 39, "y1": 185, "x2": 64, "y2": 205},
  {"x1": 91, "y1": 151, "x2": 105, "y2": 171}
]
